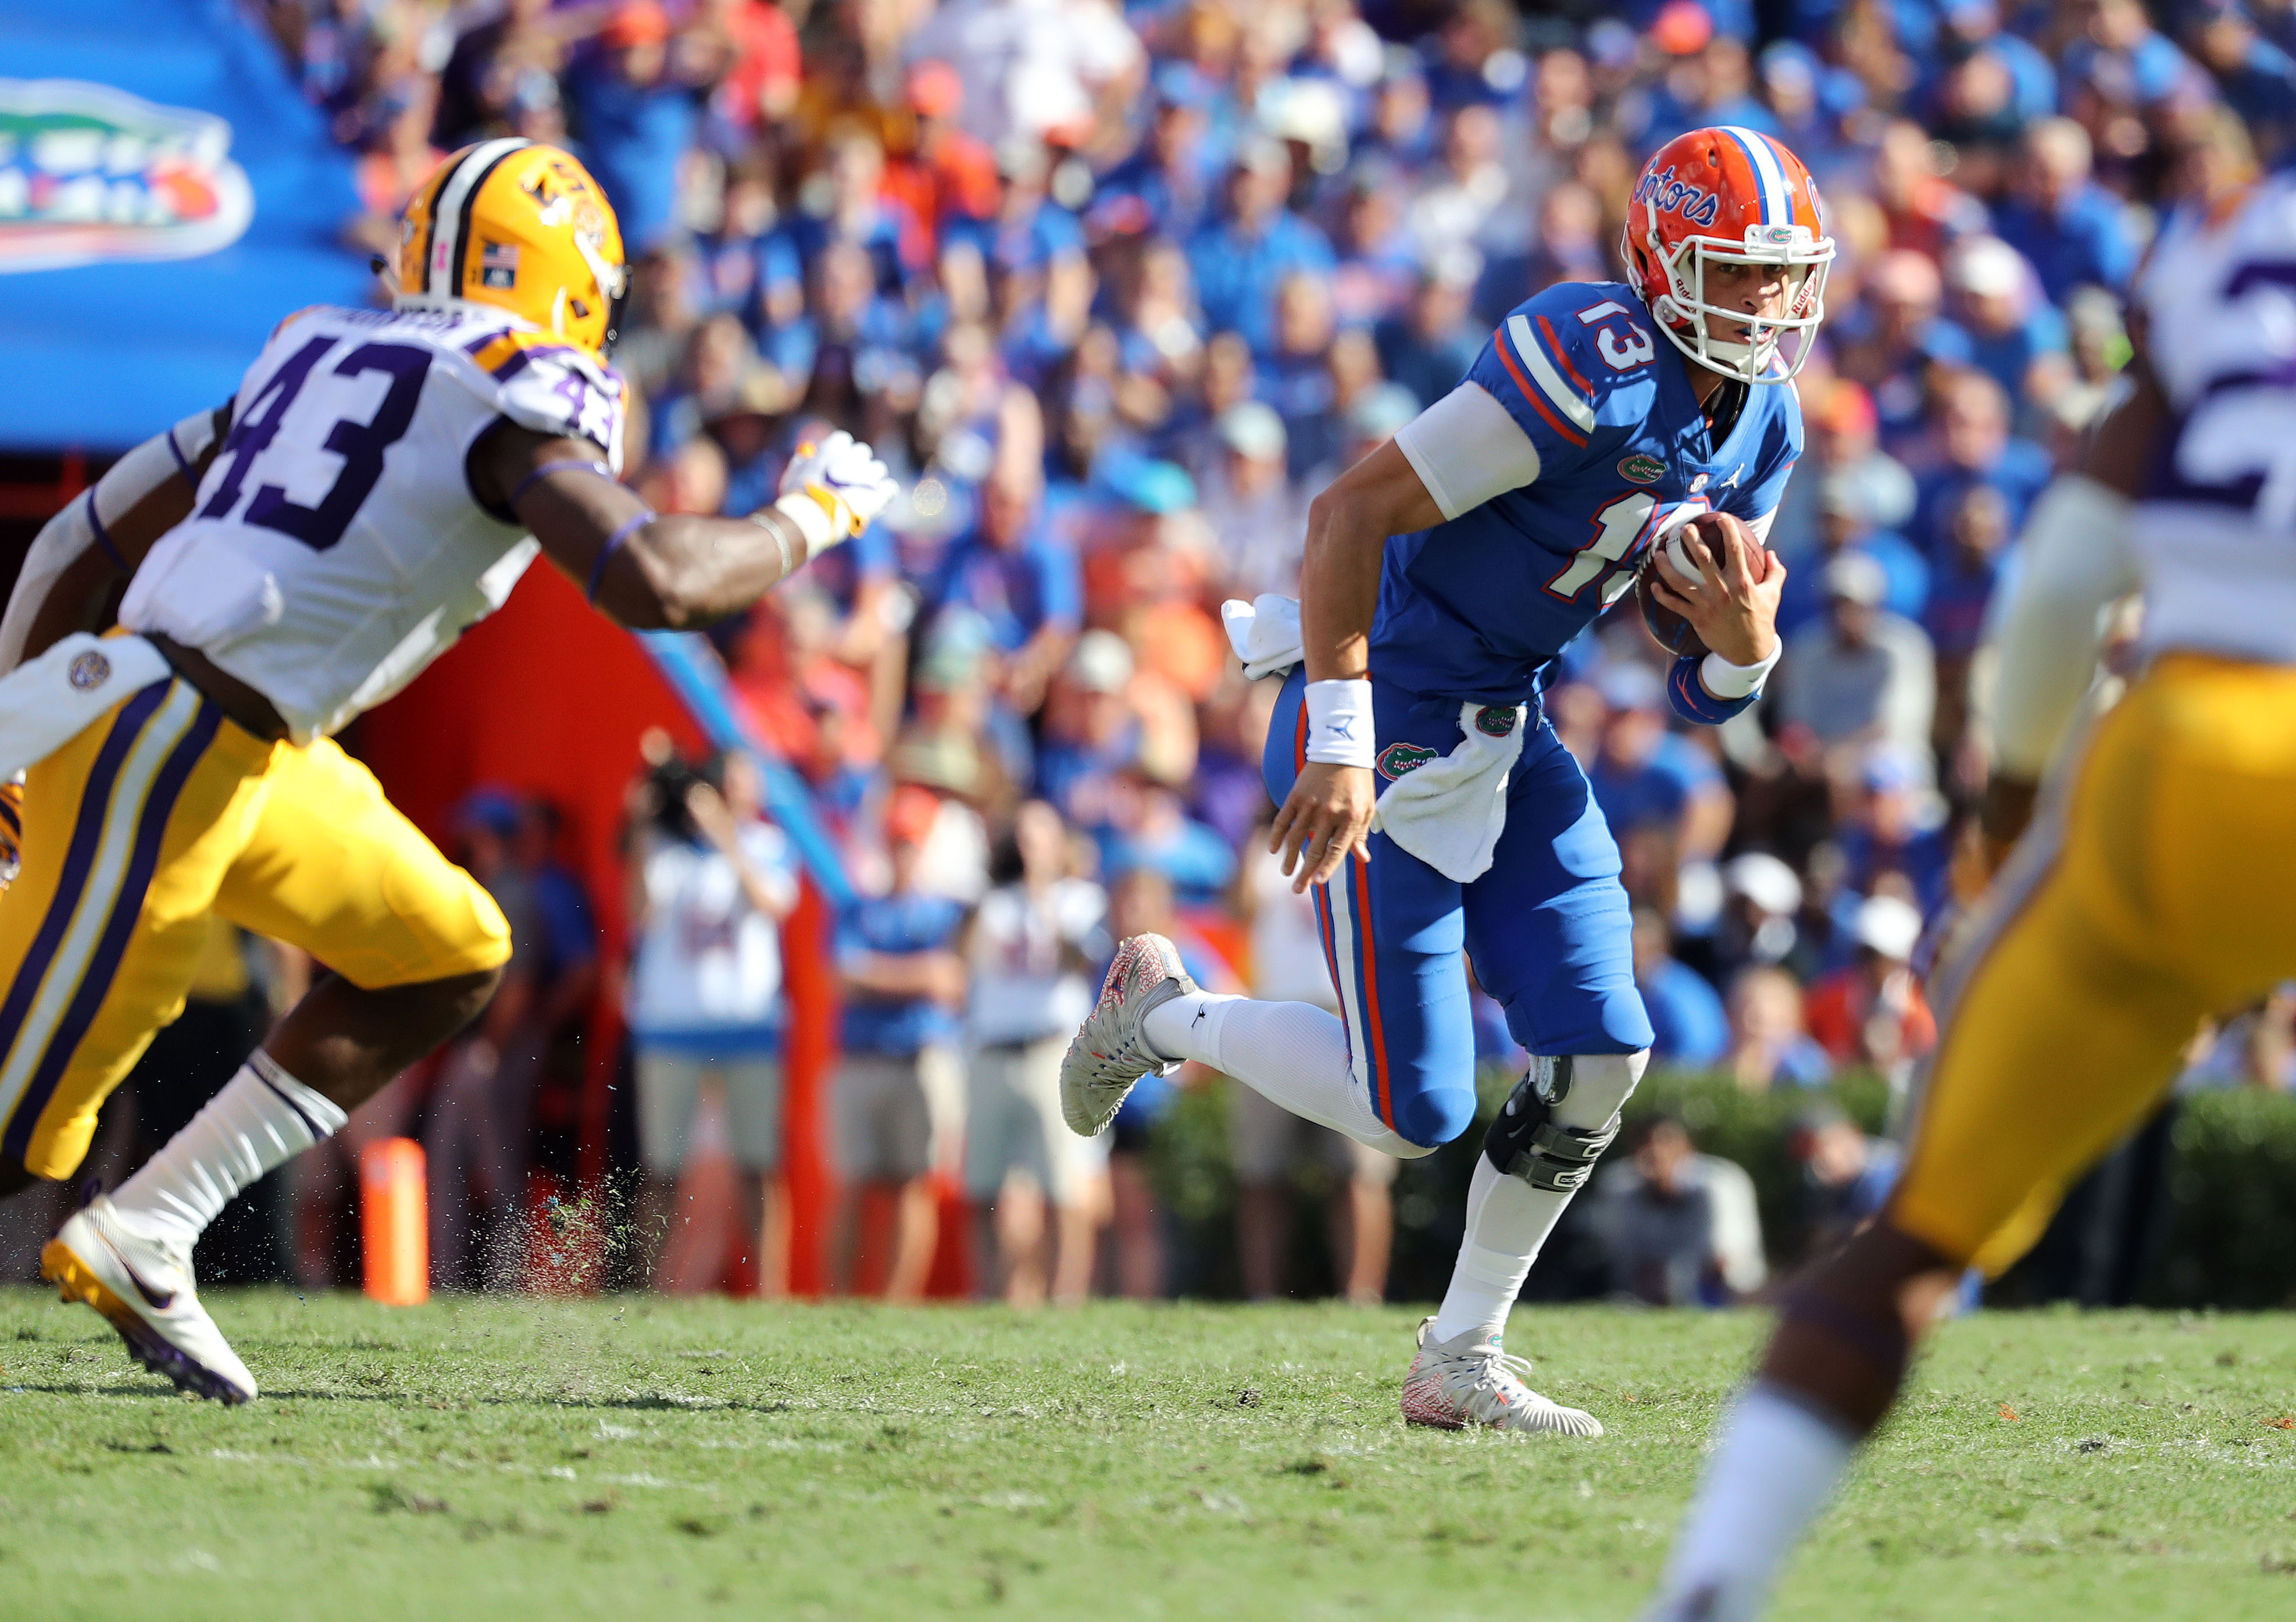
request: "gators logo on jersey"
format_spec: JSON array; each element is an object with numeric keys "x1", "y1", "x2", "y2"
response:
[
  {"x1": 1618, "y1": 454, "x2": 1665, "y2": 484},
  {"x1": 1473, "y1": 706, "x2": 1517, "y2": 738},
  {"x1": 1377, "y1": 742, "x2": 1438, "y2": 780}
]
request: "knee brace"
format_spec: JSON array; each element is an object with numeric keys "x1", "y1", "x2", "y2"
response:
[{"x1": 1482, "y1": 1051, "x2": 1649, "y2": 1193}]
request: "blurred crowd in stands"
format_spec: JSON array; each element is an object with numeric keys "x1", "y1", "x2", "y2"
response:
[{"x1": 190, "y1": 0, "x2": 2296, "y2": 1302}]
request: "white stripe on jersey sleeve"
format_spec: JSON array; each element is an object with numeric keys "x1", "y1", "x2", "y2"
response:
[
  {"x1": 1392, "y1": 382, "x2": 1544, "y2": 521},
  {"x1": 1505, "y1": 314, "x2": 1598, "y2": 433}
]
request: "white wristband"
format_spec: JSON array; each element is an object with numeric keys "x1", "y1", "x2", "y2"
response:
[
  {"x1": 770, "y1": 489, "x2": 844, "y2": 555},
  {"x1": 1303, "y1": 678, "x2": 1376, "y2": 768},
  {"x1": 1699, "y1": 641, "x2": 1782, "y2": 701}
]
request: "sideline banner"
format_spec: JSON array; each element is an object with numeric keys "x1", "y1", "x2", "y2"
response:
[{"x1": 0, "y1": 1, "x2": 367, "y2": 451}]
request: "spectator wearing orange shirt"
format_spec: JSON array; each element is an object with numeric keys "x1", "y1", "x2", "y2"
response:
[
  {"x1": 881, "y1": 61, "x2": 1000, "y2": 275},
  {"x1": 1805, "y1": 894, "x2": 1936, "y2": 1074}
]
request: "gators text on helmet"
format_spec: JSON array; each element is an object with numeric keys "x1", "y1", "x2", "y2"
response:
[
  {"x1": 395, "y1": 139, "x2": 629, "y2": 360},
  {"x1": 1621, "y1": 126, "x2": 1835, "y2": 387}
]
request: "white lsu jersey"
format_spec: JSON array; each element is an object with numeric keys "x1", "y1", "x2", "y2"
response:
[
  {"x1": 2133, "y1": 175, "x2": 2296, "y2": 666},
  {"x1": 120, "y1": 303, "x2": 627, "y2": 742}
]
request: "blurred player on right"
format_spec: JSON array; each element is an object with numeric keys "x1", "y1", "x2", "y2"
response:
[{"x1": 1642, "y1": 170, "x2": 2296, "y2": 1620}]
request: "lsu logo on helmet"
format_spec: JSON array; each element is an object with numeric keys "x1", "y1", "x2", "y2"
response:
[{"x1": 394, "y1": 140, "x2": 629, "y2": 360}]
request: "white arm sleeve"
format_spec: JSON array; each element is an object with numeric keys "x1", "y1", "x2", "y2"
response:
[
  {"x1": 0, "y1": 409, "x2": 219, "y2": 675},
  {"x1": 1391, "y1": 382, "x2": 1544, "y2": 521},
  {"x1": 1987, "y1": 473, "x2": 2143, "y2": 778}
]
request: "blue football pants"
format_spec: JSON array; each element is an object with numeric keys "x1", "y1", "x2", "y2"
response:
[{"x1": 1263, "y1": 669, "x2": 1653, "y2": 1150}]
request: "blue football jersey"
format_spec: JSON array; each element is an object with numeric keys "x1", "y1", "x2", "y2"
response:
[{"x1": 1371, "y1": 280, "x2": 1803, "y2": 705}]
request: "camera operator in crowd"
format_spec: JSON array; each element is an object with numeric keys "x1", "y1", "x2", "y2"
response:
[{"x1": 624, "y1": 734, "x2": 799, "y2": 1291}]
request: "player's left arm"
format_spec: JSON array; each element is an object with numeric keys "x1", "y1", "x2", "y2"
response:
[
  {"x1": 1648, "y1": 385, "x2": 1803, "y2": 728},
  {"x1": 473, "y1": 423, "x2": 896, "y2": 629},
  {"x1": 0, "y1": 403, "x2": 231, "y2": 672},
  {"x1": 1648, "y1": 502, "x2": 1788, "y2": 725}
]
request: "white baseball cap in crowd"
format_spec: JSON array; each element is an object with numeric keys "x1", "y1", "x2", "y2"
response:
[
  {"x1": 1726, "y1": 851, "x2": 1804, "y2": 917},
  {"x1": 1854, "y1": 893, "x2": 1924, "y2": 961}
]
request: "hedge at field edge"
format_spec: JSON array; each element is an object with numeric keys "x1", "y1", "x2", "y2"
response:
[{"x1": 1148, "y1": 1067, "x2": 2296, "y2": 1310}]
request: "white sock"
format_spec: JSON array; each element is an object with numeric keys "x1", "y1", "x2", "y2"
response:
[
  {"x1": 1430, "y1": 1154, "x2": 1551, "y2": 1341},
  {"x1": 1141, "y1": 993, "x2": 1430, "y2": 1158},
  {"x1": 1429, "y1": 1051, "x2": 1648, "y2": 1344},
  {"x1": 1648, "y1": 1384, "x2": 1859, "y2": 1622},
  {"x1": 110, "y1": 1052, "x2": 348, "y2": 1246}
]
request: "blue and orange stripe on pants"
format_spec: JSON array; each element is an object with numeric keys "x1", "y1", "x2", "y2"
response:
[{"x1": 1292, "y1": 696, "x2": 1397, "y2": 1131}]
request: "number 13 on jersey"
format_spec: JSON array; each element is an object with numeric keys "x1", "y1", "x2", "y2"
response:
[{"x1": 1545, "y1": 491, "x2": 1705, "y2": 604}]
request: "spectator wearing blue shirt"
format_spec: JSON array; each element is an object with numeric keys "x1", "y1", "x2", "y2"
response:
[
  {"x1": 1933, "y1": 1, "x2": 2058, "y2": 123},
  {"x1": 917, "y1": 465, "x2": 1080, "y2": 716},
  {"x1": 832, "y1": 786, "x2": 971, "y2": 1300},
  {"x1": 1834, "y1": 750, "x2": 1954, "y2": 919},
  {"x1": 2188, "y1": 5, "x2": 2296, "y2": 160},
  {"x1": 563, "y1": 3, "x2": 712, "y2": 257},
  {"x1": 1942, "y1": 234, "x2": 2068, "y2": 409},
  {"x1": 1992, "y1": 117, "x2": 2137, "y2": 302},
  {"x1": 1724, "y1": 966, "x2": 1836, "y2": 1092},
  {"x1": 1330, "y1": 162, "x2": 1419, "y2": 329},
  {"x1": 1775, "y1": 472, "x2": 1931, "y2": 639},
  {"x1": 1587, "y1": 664, "x2": 1735, "y2": 864},
  {"x1": 1097, "y1": 64, "x2": 1221, "y2": 242},
  {"x1": 1372, "y1": 252, "x2": 1483, "y2": 419},
  {"x1": 1259, "y1": 272, "x2": 1341, "y2": 480},
  {"x1": 1636, "y1": 909, "x2": 1731, "y2": 1071},
  {"x1": 1096, "y1": 775, "x2": 1236, "y2": 907},
  {"x1": 1909, "y1": 368, "x2": 2054, "y2": 559},
  {"x1": 1923, "y1": 483, "x2": 2016, "y2": 673},
  {"x1": 2061, "y1": 0, "x2": 2202, "y2": 110},
  {"x1": 1035, "y1": 630, "x2": 1144, "y2": 830},
  {"x1": 1837, "y1": 249, "x2": 1975, "y2": 455},
  {"x1": 1186, "y1": 137, "x2": 1334, "y2": 356}
]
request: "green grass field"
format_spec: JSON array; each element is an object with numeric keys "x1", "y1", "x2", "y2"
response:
[{"x1": 1, "y1": 1290, "x2": 2292, "y2": 1621}]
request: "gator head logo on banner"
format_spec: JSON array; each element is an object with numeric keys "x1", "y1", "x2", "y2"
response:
[{"x1": 0, "y1": 79, "x2": 253, "y2": 275}]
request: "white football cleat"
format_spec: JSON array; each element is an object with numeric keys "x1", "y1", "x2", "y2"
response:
[
  {"x1": 1059, "y1": 932, "x2": 1197, "y2": 1136},
  {"x1": 1400, "y1": 1316, "x2": 1602, "y2": 1436},
  {"x1": 42, "y1": 1195, "x2": 256, "y2": 1405}
]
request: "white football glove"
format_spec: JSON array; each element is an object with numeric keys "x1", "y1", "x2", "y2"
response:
[{"x1": 769, "y1": 429, "x2": 898, "y2": 556}]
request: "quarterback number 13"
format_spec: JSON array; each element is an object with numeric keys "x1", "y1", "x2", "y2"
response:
[{"x1": 201, "y1": 336, "x2": 433, "y2": 552}]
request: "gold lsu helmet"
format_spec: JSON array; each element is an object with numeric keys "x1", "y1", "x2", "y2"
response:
[{"x1": 395, "y1": 139, "x2": 628, "y2": 359}]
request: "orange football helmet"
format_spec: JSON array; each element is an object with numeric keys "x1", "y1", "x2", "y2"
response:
[{"x1": 1621, "y1": 126, "x2": 1834, "y2": 386}]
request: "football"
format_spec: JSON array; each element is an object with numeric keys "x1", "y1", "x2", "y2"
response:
[{"x1": 1635, "y1": 510, "x2": 1766, "y2": 658}]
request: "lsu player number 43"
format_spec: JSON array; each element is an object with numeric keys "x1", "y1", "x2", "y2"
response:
[
  {"x1": 1643, "y1": 169, "x2": 2296, "y2": 1622},
  {"x1": 2, "y1": 138, "x2": 897, "y2": 1402}
]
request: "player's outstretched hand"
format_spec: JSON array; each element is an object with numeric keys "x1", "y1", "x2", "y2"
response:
[
  {"x1": 780, "y1": 430, "x2": 898, "y2": 541},
  {"x1": 1270, "y1": 761, "x2": 1376, "y2": 893},
  {"x1": 1649, "y1": 519, "x2": 1786, "y2": 668}
]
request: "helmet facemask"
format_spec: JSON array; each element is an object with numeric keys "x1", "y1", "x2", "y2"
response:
[{"x1": 1642, "y1": 223, "x2": 1834, "y2": 386}]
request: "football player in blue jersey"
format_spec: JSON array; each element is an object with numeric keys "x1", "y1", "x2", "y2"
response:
[{"x1": 1062, "y1": 127, "x2": 1834, "y2": 1434}]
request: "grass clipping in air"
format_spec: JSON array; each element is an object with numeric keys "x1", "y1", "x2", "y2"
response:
[{"x1": 1, "y1": 1292, "x2": 2293, "y2": 1619}]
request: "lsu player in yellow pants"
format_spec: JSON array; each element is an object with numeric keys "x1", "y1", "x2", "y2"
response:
[
  {"x1": 4, "y1": 139, "x2": 898, "y2": 1401},
  {"x1": 1643, "y1": 174, "x2": 2296, "y2": 1620}
]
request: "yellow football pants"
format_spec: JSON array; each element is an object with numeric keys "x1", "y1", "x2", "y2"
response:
[
  {"x1": 1892, "y1": 654, "x2": 2296, "y2": 1276},
  {"x1": 0, "y1": 675, "x2": 510, "y2": 1180}
]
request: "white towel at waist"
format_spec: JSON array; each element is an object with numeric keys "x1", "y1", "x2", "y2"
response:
[
  {"x1": 0, "y1": 632, "x2": 173, "y2": 780},
  {"x1": 1221, "y1": 594, "x2": 1304, "y2": 680},
  {"x1": 1223, "y1": 597, "x2": 1528, "y2": 885},
  {"x1": 1370, "y1": 701, "x2": 1527, "y2": 883}
]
